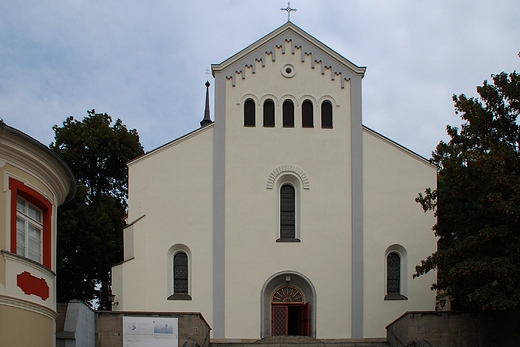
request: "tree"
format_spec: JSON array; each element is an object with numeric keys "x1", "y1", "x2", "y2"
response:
[
  {"x1": 51, "y1": 110, "x2": 144, "y2": 309},
  {"x1": 415, "y1": 72, "x2": 520, "y2": 311}
]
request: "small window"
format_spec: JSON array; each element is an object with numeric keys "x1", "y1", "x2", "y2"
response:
[
  {"x1": 302, "y1": 100, "x2": 313, "y2": 128},
  {"x1": 321, "y1": 101, "x2": 333, "y2": 129},
  {"x1": 280, "y1": 185, "x2": 295, "y2": 239},
  {"x1": 16, "y1": 196, "x2": 43, "y2": 263},
  {"x1": 263, "y1": 100, "x2": 275, "y2": 127},
  {"x1": 10, "y1": 178, "x2": 52, "y2": 268},
  {"x1": 283, "y1": 100, "x2": 294, "y2": 128},
  {"x1": 244, "y1": 99, "x2": 256, "y2": 127},
  {"x1": 385, "y1": 251, "x2": 407, "y2": 300},
  {"x1": 387, "y1": 252, "x2": 400, "y2": 294},
  {"x1": 174, "y1": 252, "x2": 189, "y2": 294}
]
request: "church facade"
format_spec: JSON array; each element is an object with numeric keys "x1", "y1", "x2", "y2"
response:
[{"x1": 111, "y1": 22, "x2": 437, "y2": 340}]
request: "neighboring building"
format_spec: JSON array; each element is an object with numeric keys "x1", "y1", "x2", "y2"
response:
[
  {"x1": 112, "y1": 22, "x2": 437, "y2": 340},
  {"x1": 0, "y1": 120, "x2": 75, "y2": 347}
]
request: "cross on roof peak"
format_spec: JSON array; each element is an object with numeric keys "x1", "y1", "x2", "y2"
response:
[{"x1": 280, "y1": 2, "x2": 297, "y2": 22}]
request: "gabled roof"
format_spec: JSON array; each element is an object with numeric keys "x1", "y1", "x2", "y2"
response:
[
  {"x1": 212, "y1": 22, "x2": 365, "y2": 86},
  {"x1": 127, "y1": 122, "x2": 214, "y2": 166},
  {"x1": 363, "y1": 125, "x2": 436, "y2": 168}
]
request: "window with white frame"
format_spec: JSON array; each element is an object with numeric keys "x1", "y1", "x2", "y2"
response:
[
  {"x1": 283, "y1": 100, "x2": 294, "y2": 128},
  {"x1": 168, "y1": 245, "x2": 192, "y2": 300},
  {"x1": 302, "y1": 100, "x2": 314, "y2": 128},
  {"x1": 16, "y1": 196, "x2": 43, "y2": 263},
  {"x1": 280, "y1": 185, "x2": 296, "y2": 239},
  {"x1": 276, "y1": 173, "x2": 302, "y2": 242},
  {"x1": 244, "y1": 99, "x2": 256, "y2": 127},
  {"x1": 321, "y1": 100, "x2": 333, "y2": 128},
  {"x1": 384, "y1": 245, "x2": 408, "y2": 300},
  {"x1": 263, "y1": 99, "x2": 275, "y2": 127}
]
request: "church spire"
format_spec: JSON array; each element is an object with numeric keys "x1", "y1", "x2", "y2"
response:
[{"x1": 200, "y1": 80, "x2": 212, "y2": 127}]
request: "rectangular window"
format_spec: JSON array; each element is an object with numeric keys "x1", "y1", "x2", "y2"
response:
[
  {"x1": 16, "y1": 196, "x2": 43, "y2": 263},
  {"x1": 9, "y1": 178, "x2": 52, "y2": 268}
]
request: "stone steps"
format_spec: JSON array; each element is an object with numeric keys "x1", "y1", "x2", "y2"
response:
[{"x1": 210, "y1": 336, "x2": 391, "y2": 347}]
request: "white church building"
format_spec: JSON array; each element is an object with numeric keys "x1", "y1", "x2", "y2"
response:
[{"x1": 111, "y1": 22, "x2": 437, "y2": 340}]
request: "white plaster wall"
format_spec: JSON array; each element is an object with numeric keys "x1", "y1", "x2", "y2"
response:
[
  {"x1": 114, "y1": 25, "x2": 437, "y2": 341},
  {"x1": 362, "y1": 129, "x2": 437, "y2": 337},
  {"x1": 114, "y1": 127, "x2": 214, "y2": 324},
  {"x1": 2, "y1": 251, "x2": 55, "y2": 310},
  {"x1": 0, "y1": 158, "x2": 65, "y2": 313},
  {"x1": 221, "y1": 43, "x2": 354, "y2": 339}
]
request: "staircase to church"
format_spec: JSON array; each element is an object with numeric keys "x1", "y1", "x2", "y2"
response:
[{"x1": 210, "y1": 336, "x2": 391, "y2": 347}]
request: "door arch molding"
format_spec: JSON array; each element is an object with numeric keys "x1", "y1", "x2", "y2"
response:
[{"x1": 260, "y1": 271, "x2": 316, "y2": 338}]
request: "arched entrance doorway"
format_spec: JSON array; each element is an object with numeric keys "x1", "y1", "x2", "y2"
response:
[
  {"x1": 261, "y1": 271, "x2": 316, "y2": 338},
  {"x1": 271, "y1": 285, "x2": 310, "y2": 336}
]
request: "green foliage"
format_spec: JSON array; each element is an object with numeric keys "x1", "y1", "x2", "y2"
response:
[
  {"x1": 415, "y1": 72, "x2": 520, "y2": 310},
  {"x1": 51, "y1": 110, "x2": 144, "y2": 309}
]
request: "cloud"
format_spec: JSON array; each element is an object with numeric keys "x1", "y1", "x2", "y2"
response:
[{"x1": 1, "y1": 0, "x2": 519, "y2": 157}]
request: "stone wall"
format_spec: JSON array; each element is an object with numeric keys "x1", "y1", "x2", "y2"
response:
[
  {"x1": 57, "y1": 300, "x2": 96, "y2": 347},
  {"x1": 96, "y1": 311, "x2": 211, "y2": 347},
  {"x1": 386, "y1": 311, "x2": 520, "y2": 347}
]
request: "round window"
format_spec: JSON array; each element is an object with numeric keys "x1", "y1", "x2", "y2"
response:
[{"x1": 281, "y1": 64, "x2": 296, "y2": 78}]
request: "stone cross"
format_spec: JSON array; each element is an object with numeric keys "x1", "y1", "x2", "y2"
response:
[{"x1": 281, "y1": 2, "x2": 297, "y2": 22}]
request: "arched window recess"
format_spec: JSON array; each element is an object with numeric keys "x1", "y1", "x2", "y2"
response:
[
  {"x1": 167, "y1": 245, "x2": 192, "y2": 300},
  {"x1": 384, "y1": 246, "x2": 408, "y2": 300},
  {"x1": 244, "y1": 98, "x2": 256, "y2": 127}
]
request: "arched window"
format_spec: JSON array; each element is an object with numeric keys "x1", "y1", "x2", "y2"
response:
[
  {"x1": 387, "y1": 252, "x2": 400, "y2": 294},
  {"x1": 302, "y1": 100, "x2": 313, "y2": 128},
  {"x1": 384, "y1": 245, "x2": 408, "y2": 300},
  {"x1": 244, "y1": 99, "x2": 255, "y2": 127},
  {"x1": 321, "y1": 101, "x2": 333, "y2": 129},
  {"x1": 283, "y1": 100, "x2": 294, "y2": 128},
  {"x1": 168, "y1": 245, "x2": 192, "y2": 300},
  {"x1": 263, "y1": 99, "x2": 275, "y2": 127},
  {"x1": 174, "y1": 252, "x2": 189, "y2": 294},
  {"x1": 280, "y1": 185, "x2": 295, "y2": 239},
  {"x1": 385, "y1": 251, "x2": 407, "y2": 300}
]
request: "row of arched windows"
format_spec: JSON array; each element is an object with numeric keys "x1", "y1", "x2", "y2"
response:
[{"x1": 244, "y1": 99, "x2": 333, "y2": 129}]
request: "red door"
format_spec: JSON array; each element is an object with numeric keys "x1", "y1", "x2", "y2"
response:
[
  {"x1": 272, "y1": 305, "x2": 289, "y2": 336},
  {"x1": 272, "y1": 303, "x2": 311, "y2": 336},
  {"x1": 301, "y1": 302, "x2": 310, "y2": 336}
]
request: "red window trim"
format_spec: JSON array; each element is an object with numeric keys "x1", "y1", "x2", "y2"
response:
[{"x1": 9, "y1": 178, "x2": 53, "y2": 269}]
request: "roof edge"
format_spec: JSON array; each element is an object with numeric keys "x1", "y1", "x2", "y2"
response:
[
  {"x1": 128, "y1": 123, "x2": 214, "y2": 166},
  {"x1": 363, "y1": 125, "x2": 436, "y2": 168},
  {"x1": 0, "y1": 120, "x2": 76, "y2": 204},
  {"x1": 212, "y1": 21, "x2": 366, "y2": 77}
]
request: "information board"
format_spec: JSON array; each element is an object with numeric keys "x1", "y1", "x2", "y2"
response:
[{"x1": 123, "y1": 316, "x2": 178, "y2": 347}]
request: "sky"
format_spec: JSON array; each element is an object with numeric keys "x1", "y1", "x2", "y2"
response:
[{"x1": 1, "y1": 1, "x2": 519, "y2": 159}]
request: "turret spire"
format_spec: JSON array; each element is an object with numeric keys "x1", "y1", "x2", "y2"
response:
[{"x1": 200, "y1": 80, "x2": 212, "y2": 127}]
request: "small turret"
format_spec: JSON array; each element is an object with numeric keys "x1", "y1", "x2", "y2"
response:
[{"x1": 200, "y1": 81, "x2": 213, "y2": 127}]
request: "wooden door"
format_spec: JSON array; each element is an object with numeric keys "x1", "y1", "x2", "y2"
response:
[
  {"x1": 272, "y1": 305, "x2": 289, "y2": 336},
  {"x1": 301, "y1": 302, "x2": 310, "y2": 336}
]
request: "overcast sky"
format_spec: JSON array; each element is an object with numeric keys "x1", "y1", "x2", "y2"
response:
[{"x1": 1, "y1": 1, "x2": 519, "y2": 158}]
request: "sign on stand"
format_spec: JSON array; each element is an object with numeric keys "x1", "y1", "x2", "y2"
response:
[{"x1": 123, "y1": 316, "x2": 178, "y2": 347}]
